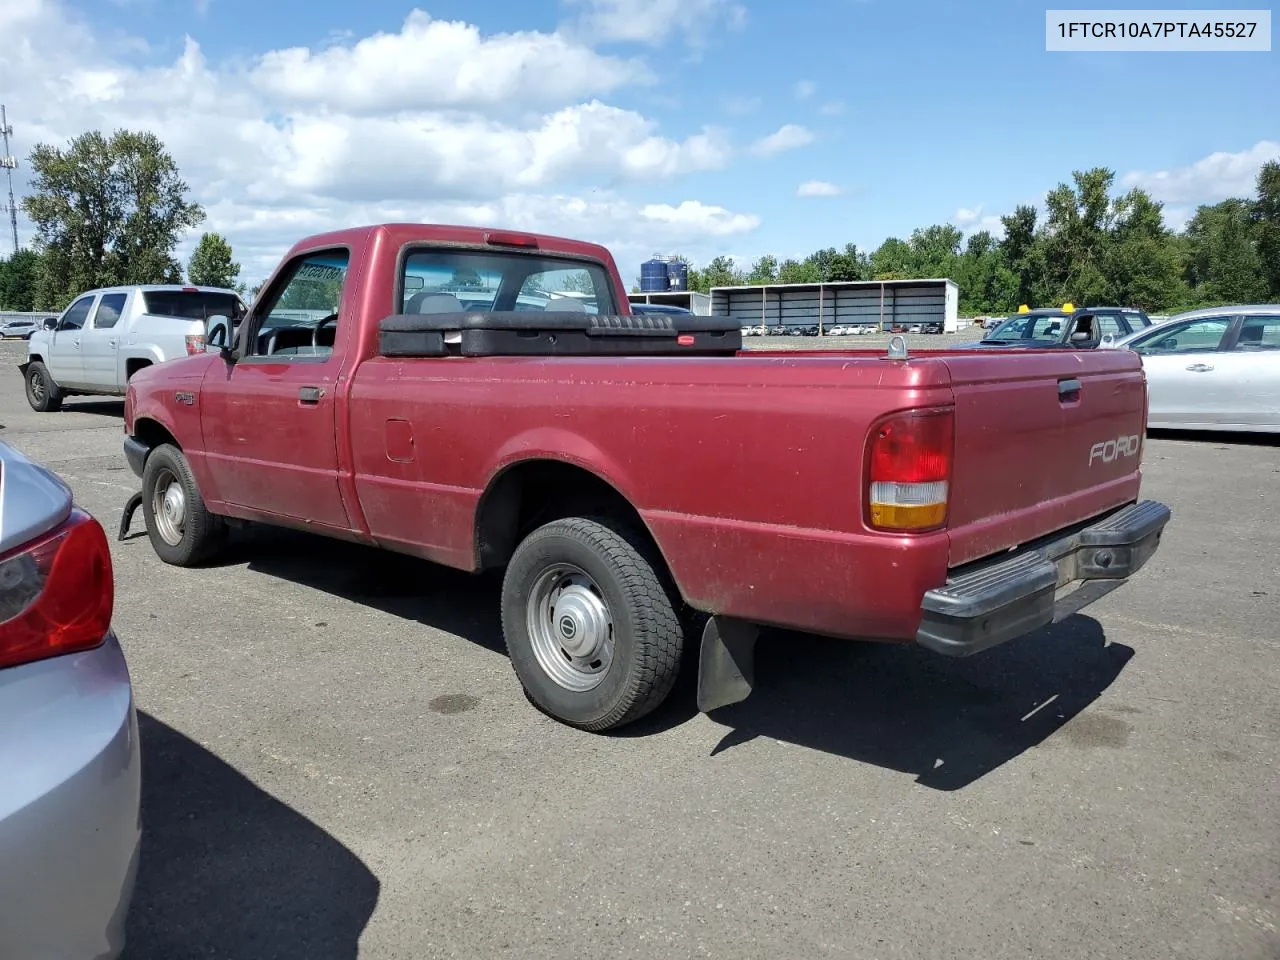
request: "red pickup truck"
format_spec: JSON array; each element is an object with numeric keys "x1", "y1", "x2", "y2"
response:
[{"x1": 121, "y1": 223, "x2": 1170, "y2": 731}]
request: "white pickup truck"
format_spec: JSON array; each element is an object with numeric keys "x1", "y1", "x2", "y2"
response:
[{"x1": 20, "y1": 284, "x2": 245, "y2": 412}]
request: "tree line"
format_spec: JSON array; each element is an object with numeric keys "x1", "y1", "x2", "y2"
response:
[
  {"x1": 0, "y1": 129, "x2": 241, "y2": 312},
  {"x1": 3, "y1": 127, "x2": 1277, "y2": 319},
  {"x1": 671, "y1": 163, "x2": 1280, "y2": 316}
]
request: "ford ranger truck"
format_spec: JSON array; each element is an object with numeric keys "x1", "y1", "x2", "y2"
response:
[{"x1": 119, "y1": 223, "x2": 1171, "y2": 732}]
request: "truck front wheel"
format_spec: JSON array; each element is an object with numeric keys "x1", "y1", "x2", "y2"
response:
[
  {"x1": 501, "y1": 517, "x2": 684, "y2": 731},
  {"x1": 24, "y1": 361, "x2": 63, "y2": 412},
  {"x1": 141, "y1": 443, "x2": 227, "y2": 566}
]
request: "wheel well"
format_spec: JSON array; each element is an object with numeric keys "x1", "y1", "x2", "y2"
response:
[
  {"x1": 126, "y1": 358, "x2": 152, "y2": 379},
  {"x1": 476, "y1": 460, "x2": 661, "y2": 572},
  {"x1": 133, "y1": 417, "x2": 179, "y2": 451},
  {"x1": 26, "y1": 353, "x2": 44, "y2": 365}
]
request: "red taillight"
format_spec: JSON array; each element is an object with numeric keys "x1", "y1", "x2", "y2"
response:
[
  {"x1": 0, "y1": 509, "x2": 114, "y2": 670},
  {"x1": 866, "y1": 408, "x2": 954, "y2": 532},
  {"x1": 185, "y1": 334, "x2": 205, "y2": 355}
]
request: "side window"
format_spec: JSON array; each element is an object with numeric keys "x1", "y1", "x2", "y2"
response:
[
  {"x1": 519, "y1": 267, "x2": 605, "y2": 314},
  {"x1": 1133, "y1": 318, "x2": 1231, "y2": 355},
  {"x1": 1231, "y1": 315, "x2": 1280, "y2": 351},
  {"x1": 247, "y1": 249, "x2": 350, "y2": 358},
  {"x1": 58, "y1": 295, "x2": 95, "y2": 331},
  {"x1": 1097, "y1": 316, "x2": 1123, "y2": 339},
  {"x1": 1122, "y1": 311, "x2": 1149, "y2": 328},
  {"x1": 91, "y1": 292, "x2": 128, "y2": 330}
]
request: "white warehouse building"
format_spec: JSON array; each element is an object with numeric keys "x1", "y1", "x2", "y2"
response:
[{"x1": 710, "y1": 278, "x2": 960, "y2": 333}]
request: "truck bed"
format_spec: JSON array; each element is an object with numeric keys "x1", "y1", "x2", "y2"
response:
[{"x1": 342, "y1": 346, "x2": 1147, "y2": 640}]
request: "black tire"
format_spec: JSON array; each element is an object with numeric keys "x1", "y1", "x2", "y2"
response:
[
  {"x1": 501, "y1": 517, "x2": 684, "y2": 732},
  {"x1": 24, "y1": 360, "x2": 63, "y2": 412},
  {"x1": 140, "y1": 443, "x2": 227, "y2": 566}
]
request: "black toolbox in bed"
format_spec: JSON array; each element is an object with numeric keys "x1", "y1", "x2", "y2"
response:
[{"x1": 378, "y1": 310, "x2": 742, "y2": 358}]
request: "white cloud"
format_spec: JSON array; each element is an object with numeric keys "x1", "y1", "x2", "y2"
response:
[
  {"x1": 797, "y1": 180, "x2": 842, "y2": 197},
  {"x1": 0, "y1": 0, "x2": 757, "y2": 283},
  {"x1": 639, "y1": 199, "x2": 760, "y2": 235},
  {"x1": 566, "y1": 0, "x2": 747, "y2": 46},
  {"x1": 252, "y1": 10, "x2": 651, "y2": 113},
  {"x1": 750, "y1": 124, "x2": 815, "y2": 157},
  {"x1": 1121, "y1": 140, "x2": 1280, "y2": 205},
  {"x1": 951, "y1": 206, "x2": 1005, "y2": 237},
  {"x1": 819, "y1": 100, "x2": 845, "y2": 115},
  {"x1": 794, "y1": 80, "x2": 816, "y2": 100}
]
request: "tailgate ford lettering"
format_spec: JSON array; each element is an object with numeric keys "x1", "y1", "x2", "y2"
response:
[{"x1": 1089, "y1": 435, "x2": 1141, "y2": 466}]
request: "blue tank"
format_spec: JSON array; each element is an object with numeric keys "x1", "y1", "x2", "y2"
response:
[
  {"x1": 667, "y1": 260, "x2": 688, "y2": 292},
  {"x1": 640, "y1": 258, "x2": 669, "y2": 292}
]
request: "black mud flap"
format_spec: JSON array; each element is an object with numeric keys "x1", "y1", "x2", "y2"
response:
[
  {"x1": 696, "y1": 616, "x2": 760, "y2": 713},
  {"x1": 118, "y1": 491, "x2": 143, "y2": 541}
]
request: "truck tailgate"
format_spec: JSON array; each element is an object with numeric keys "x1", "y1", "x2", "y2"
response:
[{"x1": 941, "y1": 349, "x2": 1147, "y2": 567}]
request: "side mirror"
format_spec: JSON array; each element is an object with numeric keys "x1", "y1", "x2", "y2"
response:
[
  {"x1": 204, "y1": 315, "x2": 230, "y2": 348},
  {"x1": 204, "y1": 314, "x2": 237, "y2": 362},
  {"x1": 1070, "y1": 330, "x2": 1091, "y2": 343},
  {"x1": 43, "y1": 316, "x2": 57, "y2": 330}
]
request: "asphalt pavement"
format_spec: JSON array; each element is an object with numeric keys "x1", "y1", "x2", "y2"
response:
[{"x1": 2, "y1": 338, "x2": 1276, "y2": 960}]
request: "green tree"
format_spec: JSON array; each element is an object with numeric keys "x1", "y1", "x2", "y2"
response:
[
  {"x1": 687, "y1": 255, "x2": 743, "y2": 291},
  {"x1": 0, "y1": 249, "x2": 43, "y2": 311},
  {"x1": 1252, "y1": 159, "x2": 1280, "y2": 298},
  {"x1": 1184, "y1": 198, "x2": 1266, "y2": 304},
  {"x1": 869, "y1": 237, "x2": 912, "y2": 279},
  {"x1": 187, "y1": 232, "x2": 241, "y2": 288},
  {"x1": 746, "y1": 255, "x2": 778, "y2": 285},
  {"x1": 22, "y1": 129, "x2": 205, "y2": 308},
  {"x1": 998, "y1": 204, "x2": 1041, "y2": 307}
]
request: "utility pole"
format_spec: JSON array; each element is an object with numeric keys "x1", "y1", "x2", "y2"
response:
[{"x1": 0, "y1": 105, "x2": 19, "y2": 255}]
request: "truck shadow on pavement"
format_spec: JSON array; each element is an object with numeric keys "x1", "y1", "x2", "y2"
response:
[
  {"x1": 196, "y1": 527, "x2": 1133, "y2": 791},
  {"x1": 221, "y1": 525, "x2": 509, "y2": 655},
  {"x1": 698, "y1": 616, "x2": 1134, "y2": 790},
  {"x1": 125, "y1": 712, "x2": 380, "y2": 959}
]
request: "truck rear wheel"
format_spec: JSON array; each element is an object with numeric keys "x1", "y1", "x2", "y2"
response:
[
  {"x1": 501, "y1": 516, "x2": 684, "y2": 731},
  {"x1": 24, "y1": 361, "x2": 63, "y2": 412},
  {"x1": 141, "y1": 443, "x2": 227, "y2": 566}
]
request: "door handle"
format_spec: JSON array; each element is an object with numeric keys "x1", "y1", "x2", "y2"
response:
[
  {"x1": 108, "y1": 339, "x2": 118, "y2": 347},
  {"x1": 298, "y1": 386, "x2": 324, "y2": 404},
  {"x1": 1058, "y1": 377, "x2": 1082, "y2": 402},
  {"x1": 1185, "y1": 363, "x2": 1214, "y2": 372}
]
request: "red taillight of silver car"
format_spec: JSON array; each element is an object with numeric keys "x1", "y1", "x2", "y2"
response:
[
  {"x1": 184, "y1": 334, "x2": 206, "y2": 355},
  {"x1": 0, "y1": 509, "x2": 115, "y2": 670}
]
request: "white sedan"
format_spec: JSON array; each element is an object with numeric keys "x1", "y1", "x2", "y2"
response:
[{"x1": 1107, "y1": 305, "x2": 1280, "y2": 433}]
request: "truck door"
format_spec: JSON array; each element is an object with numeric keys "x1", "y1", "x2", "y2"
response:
[
  {"x1": 198, "y1": 248, "x2": 354, "y2": 529},
  {"x1": 46, "y1": 294, "x2": 97, "y2": 388},
  {"x1": 81, "y1": 291, "x2": 128, "y2": 389}
]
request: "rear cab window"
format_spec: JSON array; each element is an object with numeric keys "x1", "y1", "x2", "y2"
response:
[
  {"x1": 398, "y1": 249, "x2": 618, "y2": 316},
  {"x1": 142, "y1": 290, "x2": 245, "y2": 322}
]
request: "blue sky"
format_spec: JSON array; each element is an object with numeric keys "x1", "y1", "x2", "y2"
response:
[{"x1": 4, "y1": 0, "x2": 1278, "y2": 280}]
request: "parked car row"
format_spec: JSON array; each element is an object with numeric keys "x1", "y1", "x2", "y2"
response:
[
  {"x1": 739, "y1": 322, "x2": 944, "y2": 337},
  {"x1": 1, "y1": 316, "x2": 52, "y2": 340}
]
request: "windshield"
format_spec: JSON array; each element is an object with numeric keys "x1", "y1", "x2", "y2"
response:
[
  {"x1": 984, "y1": 313, "x2": 1067, "y2": 342},
  {"x1": 142, "y1": 290, "x2": 245, "y2": 322},
  {"x1": 400, "y1": 250, "x2": 618, "y2": 315}
]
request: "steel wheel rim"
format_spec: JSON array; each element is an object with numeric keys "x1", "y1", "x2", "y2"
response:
[
  {"x1": 526, "y1": 562, "x2": 615, "y2": 692},
  {"x1": 28, "y1": 368, "x2": 45, "y2": 403},
  {"x1": 151, "y1": 468, "x2": 186, "y2": 546}
]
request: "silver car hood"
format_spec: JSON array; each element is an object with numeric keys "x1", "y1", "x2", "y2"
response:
[{"x1": 0, "y1": 441, "x2": 73, "y2": 554}]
